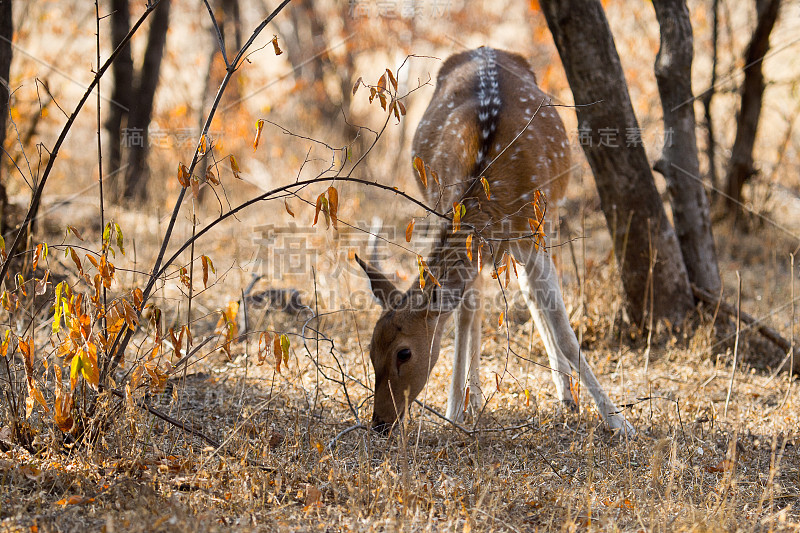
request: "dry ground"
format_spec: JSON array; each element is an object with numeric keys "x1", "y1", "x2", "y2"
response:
[{"x1": 2, "y1": 192, "x2": 800, "y2": 532}]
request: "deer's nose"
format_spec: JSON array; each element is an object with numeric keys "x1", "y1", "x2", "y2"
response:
[{"x1": 371, "y1": 414, "x2": 391, "y2": 435}]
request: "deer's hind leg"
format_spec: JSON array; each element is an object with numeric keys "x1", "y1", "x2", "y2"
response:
[{"x1": 514, "y1": 243, "x2": 634, "y2": 435}]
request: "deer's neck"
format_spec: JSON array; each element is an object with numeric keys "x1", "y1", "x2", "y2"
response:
[{"x1": 406, "y1": 223, "x2": 478, "y2": 304}]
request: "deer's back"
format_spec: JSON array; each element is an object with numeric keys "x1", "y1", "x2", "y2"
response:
[{"x1": 412, "y1": 48, "x2": 570, "y2": 235}]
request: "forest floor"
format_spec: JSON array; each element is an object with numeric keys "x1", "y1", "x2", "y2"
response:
[{"x1": 2, "y1": 184, "x2": 800, "y2": 532}]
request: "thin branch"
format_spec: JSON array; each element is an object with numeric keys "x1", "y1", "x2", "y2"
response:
[
  {"x1": 107, "y1": 387, "x2": 220, "y2": 448},
  {"x1": 202, "y1": 0, "x2": 229, "y2": 68},
  {"x1": 692, "y1": 284, "x2": 800, "y2": 373}
]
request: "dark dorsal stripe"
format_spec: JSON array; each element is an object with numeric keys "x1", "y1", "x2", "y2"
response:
[{"x1": 474, "y1": 47, "x2": 501, "y2": 175}]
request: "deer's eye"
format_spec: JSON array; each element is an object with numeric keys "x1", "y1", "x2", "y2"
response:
[{"x1": 396, "y1": 348, "x2": 412, "y2": 364}]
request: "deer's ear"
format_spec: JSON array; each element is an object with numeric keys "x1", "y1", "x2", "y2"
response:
[{"x1": 355, "y1": 254, "x2": 402, "y2": 309}]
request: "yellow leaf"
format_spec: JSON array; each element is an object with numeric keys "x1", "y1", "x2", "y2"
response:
[
  {"x1": 280, "y1": 334, "x2": 290, "y2": 365},
  {"x1": 481, "y1": 176, "x2": 491, "y2": 200},
  {"x1": 273, "y1": 334, "x2": 282, "y2": 373},
  {"x1": 417, "y1": 255, "x2": 426, "y2": 290},
  {"x1": 230, "y1": 155, "x2": 241, "y2": 179},
  {"x1": 452, "y1": 202, "x2": 463, "y2": 232}
]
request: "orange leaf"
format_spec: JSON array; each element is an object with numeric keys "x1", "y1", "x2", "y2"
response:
[
  {"x1": 201, "y1": 255, "x2": 211, "y2": 288},
  {"x1": 133, "y1": 288, "x2": 144, "y2": 310},
  {"x1": 313, "y1": 193, "x2": 329, "y2": 228},
  {"x1": 177, "y1": 163, "x2": 190, "y2": 187},
  {"x1": 466, "y1": 233, "x2": 473, "y2": 261},
  {"x1": 706, "y1": 459, "x2": 736, "y2": 473},
  {"x1": 498, "y1": 311, "x2": 504, "y2": 327},
  {"x1": 284, "y1": 199, "x2": 295, "y2": 218},
  {"x1": 205, "y1": 166, "x2": 220, "y2": 185},
  {"x1": 386, "y1": 68, "x2": 398, "y2": 91},
  {"x1": 32, "y1": 243, "x2": 43, "y2": 271},
  {"x1": 405, "y1": 219, "x2": 415, "y2": 242},
  {"x1": 56, "y1": 495, "x2": 95, "y2": 506},
  {"x1": 271, "y1": 35, "x2": 283, "y2": 55},
  {"x1": 68, "y1": 247, "x2": 83, "y2": 276},
  {"x1": 327, "y1": 186, "x2": 339, "y2": 230},
  {"x1": 253, "y1": 119, "x2": 265, "y2": 151},
  {"x1": 67, "y1": 226, "x2": 84, "y2": 241},
  {"x1": 413, "y1": 156, "x2": 427, "y2": 187}
]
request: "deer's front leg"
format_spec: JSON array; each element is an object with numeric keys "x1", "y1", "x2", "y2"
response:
[{"x1": 446, "y1": 280, "x2": 482, "y2": 423}]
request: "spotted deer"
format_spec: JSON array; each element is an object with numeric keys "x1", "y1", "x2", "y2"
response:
[{"x1": 356, "y1": 47, "x2": 634, "y2": 435}]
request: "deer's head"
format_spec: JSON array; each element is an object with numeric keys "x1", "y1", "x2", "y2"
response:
[{"x1": 356, "y1": 254, "x2": 465, "y2": 433}]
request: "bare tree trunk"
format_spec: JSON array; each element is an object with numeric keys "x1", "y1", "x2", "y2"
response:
[
  {"x1": 122, "y1": 0, "x2": 170, "y2": 201},
  {"x1": 281, "y1": 1, "x2": 357, "y2": 134},
  {"x1": 220, "y1": 0, "x2": 242, "y2": 51},
  {"x1": 651, "y1": 0, "x2": 721, "y2": 295},
  {"x1": 539, "y1": 0, "x2": 694, "y2": 325},
  {"x1": 0, "y1": 0, "x2": 12, "y2": 233},
  {"x1": 724, "y1": 0, "x2": 781, "y2": 223},
  {"x1": 105, "y1": 0, "x2": 133, "y2": 182},
  {"x1": 197, "y1": 0, "x2": 240, "y2": 203},
  {"x1": 701, "y1": 0, "x2": 719, "y2": 200}
]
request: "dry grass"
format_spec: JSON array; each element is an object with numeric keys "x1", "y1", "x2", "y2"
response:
[{"x1": 2, "y1": 199, "x2": 800, "y2": 532}]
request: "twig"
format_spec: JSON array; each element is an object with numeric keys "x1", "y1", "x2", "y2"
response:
[
  {"x1": 692, "y1": 283, "x2": 800, "y2": 373},
  {"x1": 327, "y1": 423, "x2": 367, "y2": 449},
  {"x1": 107, "y1": 387, "x2": 220, "y2": 448},
  {"x1": 724, "y1": 272, "x2": 742, "y2": 418}
]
